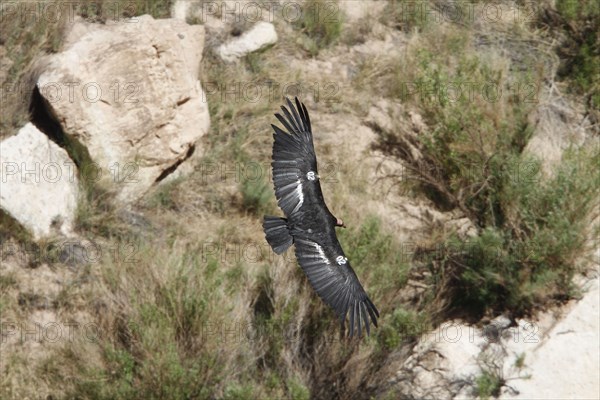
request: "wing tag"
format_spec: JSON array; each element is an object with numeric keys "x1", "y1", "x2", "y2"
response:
[
  {"x1": 306, "y1": 171, "x2": 317, "y2": 181},
  {"x1": 335, "y1": 255, "x2": 348, "y2": 265}
]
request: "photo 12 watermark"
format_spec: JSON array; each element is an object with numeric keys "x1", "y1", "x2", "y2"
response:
[
  {"x1": 194, "y1": 1, "x2": 340, "y2": 24},
  {"x1": 192, "y1": 317, "x2": 542, "y2": 345},
  {"x1": 378, "y1": 1, "x2": 540, "y2": 25},
  {"x1": 196, "y1": 160, "x2": 339, "y2": 185},
  {"x1": 201, "y1": 80, "x2": 341, "y2": 105},
  {"x1": 399, "y1": 81, "x2": 540, "y2": 104},
  {"x1": 1, "y1": 321, "x2": 101, "y2": 344},
  {"x1": 1, "y1": 1, "x2": 147, "y2": 24},
  {"x1": 1, "y1": 237, "x2": 140, "y2": 266},
  {"x1": 1, "y1": 161, "x2": 141, "y2": 185},
  {"x1": 0, "y1": 1, "x2": 540, "y2": 26},
  {"x1": 1, "y1": 81, "x2": 142, "y2": 107}
]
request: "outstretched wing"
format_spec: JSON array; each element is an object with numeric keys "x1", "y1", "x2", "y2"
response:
[
  {"x1": 271, "y1": 97, "x2": 318, "y2": 216},
  {"x1": 294, "y1": 237, "x2": 380, "y2": 337}
]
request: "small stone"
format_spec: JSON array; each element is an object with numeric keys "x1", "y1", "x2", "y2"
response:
[{"x1": 217, "y1": 22, "x2": 278, "y2": 63}]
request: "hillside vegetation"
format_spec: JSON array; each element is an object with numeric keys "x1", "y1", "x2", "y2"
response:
[{"x1": 0, "y1": 1, "x2": 598, "y2": 399}]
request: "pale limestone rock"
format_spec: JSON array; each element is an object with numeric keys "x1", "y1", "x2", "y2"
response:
[
  {"x1": 384, "y1": 273, "x2": 600, "y2": 400},
  {"x1": 217, "y1": 22, "x2": 277, "y2": 62},
  {"x1": 524, "y1": 91, "x2": 589, "y2": 175},
  {"x1": 500, "y1": 274, "x2": 600, "y2": 400},
  {"x1": 171, "y1": 0, "x2": 189, "y2": 20},
  {"x1": 386, "y1": 320, "x2": 487, "y2": 399},
  {"x1": 0, "y1": 45, "x2": 12, "y2": 85},
  {"x1": 0, "y1": 123, "x2": 79, "y2": 239},
  {"x1": 37, "y1": 15, "x2": 210, "y2": 203},
  {"x1": 338, "y1": 0, "x2": 386, "y2": 22}
]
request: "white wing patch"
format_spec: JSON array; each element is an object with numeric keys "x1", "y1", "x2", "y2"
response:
[
  {"x1": 309, "y1": 243, "x2": 348, "y2": 266},
  {"x1": 292, "y1": 180, "x2": 304, "y2": 213},
  {"x1": 313, "y1": 242, "x2": 330, "y2": 265}
]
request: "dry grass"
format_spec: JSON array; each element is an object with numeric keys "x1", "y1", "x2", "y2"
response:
[{"x1": 1, "y1": 1, "x2": 598, "y2": 399}]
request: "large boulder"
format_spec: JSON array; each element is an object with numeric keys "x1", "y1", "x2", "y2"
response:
[
  {"x1": 37, "y1": 15, "x2": 210, "y2": 203},
  {"x1": 0, "y1": 123, "x2": 79, "y2": 239}
]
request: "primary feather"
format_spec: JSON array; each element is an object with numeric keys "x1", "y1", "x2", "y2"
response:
[{"x1": 263, "y1": 97, "x2": 380, "y2": 337}]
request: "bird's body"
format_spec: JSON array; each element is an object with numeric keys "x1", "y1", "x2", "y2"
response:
[{"x1": 263, "y1": 98, "x2": 379, "y2": 337}]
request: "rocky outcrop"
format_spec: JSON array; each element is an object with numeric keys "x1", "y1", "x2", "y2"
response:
[
  {"x1": 379, "y1": 286, "x2": 599, "y2": 399},
  {"x1": 501, "y1": 274, "x2": 600, "y2": 400},
  {"x1": 37, "y1": 15, "x2": 210, "y2": 203},
  {"x1": 524, "y1": 90, "x2": 590, "y2": 174},
  {"x1": 0, "y1": 45, "x2": 12, "y2": 86},
  {"x1": 217, "y1": 22, "x2": 278, "y2": 63},
  {"x1": 0, "y1": 123, "x2": 79, "y2": 239}
]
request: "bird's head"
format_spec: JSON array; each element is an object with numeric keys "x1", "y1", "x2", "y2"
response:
[{"x1": 335, "y1": 217, "x2": 346, "y2": 228}]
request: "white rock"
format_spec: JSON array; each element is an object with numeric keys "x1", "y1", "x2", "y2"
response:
[
  {"x1": 338, "y1": 0, "x2": 386, "y2": 22},
  {"x1": 524, "y1": 94, "x2": 588, "y2": 175},
  {"x1": 37, "y1": 15, "x2": 210, "y2": 204},
  {"x1": 171, "y1": 0, "x2": 189, "y2": 20},
  {"x1": 387, "y1": 320, "x2": 487, "y2": 399},
  {"x1": 501, "y1": 275, "x2": 600, "y2": 400},
  {"x1": 391, "y1": 275, "x2": 600, "y2": 400},
  {"x1": 217, "y1": 22, "x2": 277, "y2": 62},
  {"x1": 0, "y1": 123, "x2": 79, "y2": 239}
]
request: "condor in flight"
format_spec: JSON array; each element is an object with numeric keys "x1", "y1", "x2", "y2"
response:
[{"x1": 262, "y1": 97, "x2": 379, "y2": 338}]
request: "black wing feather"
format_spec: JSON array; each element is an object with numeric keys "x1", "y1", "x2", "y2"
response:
[
  {"x1": 300, "y1": 101, "x2": 312, "y2": 133},
  {"x1": 361, "y1": 302, "x2": 370, "y2": 335},
  {"x1": 275, "y1": 113, "x2": 298, "y2": 137},
  {"x1": 270, "y1": 97, "x2": 318, "y2": 216},
  {"x1": 287, "y1": 97, "x2": 304, "y2": 131},
  {"x1": 294, "y1": 237, "x2": 379, "y2": 337}
]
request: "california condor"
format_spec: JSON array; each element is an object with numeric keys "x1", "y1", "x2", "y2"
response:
[{"x1": 263, "y1": 97, "x2": 380, "y2": 338}]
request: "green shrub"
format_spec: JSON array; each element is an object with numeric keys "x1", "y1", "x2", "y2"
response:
[
  {"x1": 423, "y1": 133, "x2": 598, "y2": 317},
  {"x1": 287, "y1": 377, "x2": 311, "y2": 400},
  {"x1": 240, "y1": 174, "x2": 273, "y2": 215},
  {"x1": 377, "y1": 308, "x2": 428, "y2": 350},
  {"x1": 338, "y1": 215, "x2": 410, "y2": 295},
  {"x1": 293, "y1": 0, "x2": 343, "y2": 56},
  {"x1": 547, "y1": 0, "x2": 600, "y2": 107},
  {"x1": 475, "y1": 370, "x2": 504, "y2": 399},
  {"x1": 223, "y1": 382, "x2": 258, "y2": 400},
  {"x1": 376, "y1": 27, "x2": 598, "y2": 317}
]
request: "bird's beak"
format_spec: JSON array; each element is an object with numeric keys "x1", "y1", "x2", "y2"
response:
[{"x1": 336, "y1": 218, "x2": 346, "y2": 228}]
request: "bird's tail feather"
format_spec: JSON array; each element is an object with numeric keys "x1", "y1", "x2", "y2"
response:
[{"x1": 263, "y1": 216, "x2": 293, "y2": 254}]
